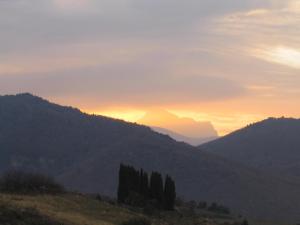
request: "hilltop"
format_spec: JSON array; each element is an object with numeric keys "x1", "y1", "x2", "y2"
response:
[
  {"x1": 1, "y1": 94, "x2": 300, "y2": 222},
  {"x1": 201, "y1": 117, "x2": 300, "y2": 178}
]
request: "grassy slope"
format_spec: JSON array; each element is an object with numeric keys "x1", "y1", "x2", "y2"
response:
[
  {"x1": 0, "y1": 193, "x2": 289, "y2": 225},
  {"x1": 0, "y1": 194, "x2": 137, "y2": 225}
]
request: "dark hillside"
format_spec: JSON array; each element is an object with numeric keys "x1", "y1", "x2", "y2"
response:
[
  {"x1": 1, "y1": 94, "x2": 300, "y2": 222},
  {"x1": 201, "y1": 118, "x2": 300, "y2": 178}
]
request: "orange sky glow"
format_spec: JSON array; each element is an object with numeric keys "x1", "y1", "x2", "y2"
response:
[{"x1": 1, "y1": 0, "x2": 300, "y2": 136}]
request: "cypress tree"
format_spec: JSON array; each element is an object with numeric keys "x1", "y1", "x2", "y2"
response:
[
  {"x1": 118, "y1": 164, "x2": 128, "y2": 203},
  {"x1": 164, "y1": 175, "x2": 176, "y2": 210},
  {"x1": 150, "y1": 172, "x2": 164, "y2": 205},
  {"x1": 127, "y1": 165, "x2": 139, "y2": 193},
  {"x1": 118, "y1": 164, "x2": 176, "y2": 210},
  {"x1": 118, "y1": 164, "x2": 142, "y2": 204},
  {"x1": 139, "y1": 169, "x2": 149, "y2": 199}
]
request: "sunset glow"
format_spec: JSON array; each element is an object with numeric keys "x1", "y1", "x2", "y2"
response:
[
  {"x1": 88, "y1": 108, "x2": 266, "y2": 136},
  {"x1": 1, "y1": 0, "x2": 300, "y2": 137},
  {"x1": 95, "y1": 110, "x2": 145, "y2": 123}
]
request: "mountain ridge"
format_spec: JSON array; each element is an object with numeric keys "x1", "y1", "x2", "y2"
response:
[
  {"x1": 139, "y1": 109, "x2": 218, "y2": 137},
  {"x1": 138, "y1": 109, "x2": 218, "y2": 145},
  {"x1": 1, "y1": 93, "x2": 300, "y2": 222},
  {"x1": 201, "y1": 117, "x2": 300, "y2": 178}
]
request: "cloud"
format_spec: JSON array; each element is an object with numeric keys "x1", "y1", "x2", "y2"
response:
[
  {"x1": 53, "y1": 0, "x2": 92, "y2": 11},
  {"x1": 252, "y1": 46, "x2": 300, "y2": 69},
  {"x1": 1, "y1": 0, "x2": 300, "y2": 134},
  {"x1": 132, "y1": 0, "x2": 268, "y2": 18},
  {"x1": 0, "y1": 40, "x2": 150, "y2": 76},
  {"x1": 0, "y1": 69, "x2": 245, "y2": 107},
  {"x1": 215, "y1": 0, "x2": 300, "y2": 68},
  {"x1": 0, "y1": 0, "x2": 270, "y2": 54},
  {"x1": 0, "y1": 0, "x2": 297, "y2": 108}
]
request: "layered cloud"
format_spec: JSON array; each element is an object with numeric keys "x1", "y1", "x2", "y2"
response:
[
  {"x1": 0, "y1": 70, "x2": 245, "y2": 107},
  {"x1": 216, "y1": 0, "x2": 300, "y2": 70},
  {"x1": 0, "y1": 0, "x2": 299, "y2": 133},
  {"x1": 253, "y1": 47, "x2": 300, "y2": 69},
  {"x1": 0, "y1": 0, "x2": 269, "y2": 53}
]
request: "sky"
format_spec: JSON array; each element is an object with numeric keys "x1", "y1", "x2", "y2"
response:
[{"x1": 0, "y1": 0, "x2": 300, "y2": 135}]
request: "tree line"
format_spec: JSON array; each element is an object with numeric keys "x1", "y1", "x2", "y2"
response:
[{"x1": 117, "y1": 164, "x2": 176, "y2": 210}]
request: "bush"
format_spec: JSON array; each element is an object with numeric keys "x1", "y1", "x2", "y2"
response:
[
  {"x1": 0, "y1": 170, "x2": 65, "y2": 195},
  {"x1": 95, "y1": 194, "x2": 102, "y2": 201},
  {"x1": 120, "y1": 217, "x2": 151, "y2": 225},
  {"x1": 197, "y1": 201, "x2": 207, "y2": 209},
  {"x1": 125, "y1": 192, "x2": 146, "y2": 207},
  {"x1": 208, "y1": 202, "x2": 230, "y2": 215},
  {"x1": 142, "y1": 199, "x2": 161, "y2": 216}
]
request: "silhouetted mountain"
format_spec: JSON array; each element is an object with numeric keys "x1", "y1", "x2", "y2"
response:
[
  {"x1": 152, "y1": 126, "x2": 217, "y2": 146},
  {"x1": 201, "y1": 117, "x2": 300, "y2": 178},
  {"x1": 138, "y1": 109, "x2": 218, "y2": 145},
  {"x1": 1, "y1": 94, "x2": 300, "y2": 222}
]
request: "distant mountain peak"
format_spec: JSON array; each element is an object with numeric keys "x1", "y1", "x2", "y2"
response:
[{"x1": 138, "y1": 109, "x2": 218, "y2": 141}]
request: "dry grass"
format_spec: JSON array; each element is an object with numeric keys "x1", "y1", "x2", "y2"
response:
[
  {"x1": 0, "y1": 193, "x2": 289, "y2": 225},
  {"x1": 0, "y1": 194, "x2": 143, "y2": 225}
]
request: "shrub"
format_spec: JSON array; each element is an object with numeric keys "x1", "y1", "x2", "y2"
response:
[
  {"x1": 0, "y1": 170, "x2": 65, "y2": 195},
  {"x1": 95, "y1": 194, "x2": 102, "y2": 201},
  {"x1": 142, "y1": 199, "x2": 160, "y2": 216},
  {"x1": 197, "y1": 201, "x2": 207, "y2": 209},
  {"x1": 208, "y1": 202, "x2": 230, "y2": 215},
  {"x1": 124, "y1": 191, "x2": 148, "y2": 207},
  {"x1": 120, "y1": 217, "x2": 151, "y2": 225}
]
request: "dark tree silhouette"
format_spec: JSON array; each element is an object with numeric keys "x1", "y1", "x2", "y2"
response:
[
  {"x1": 118, "y1": 164, "x2": 142, "y2": 203},
  {"x1": 150, "y1": 172, "x2": 164, "y2": 205},
  {"x1": 164, "y1": 175, "x2": 176, "y2": 210},
  {"x1": 117, "y1": 164, "x2": 128, "y2": 203},
  {"x1": 139, "y1": 169, "x2": 149, "y2": 198},
  {"x1": 118, "y1": 164, "x2": 140, "y2": 203},
  {"x1": 117, "y1": 164, "x2": 176, "y2": 210}
]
